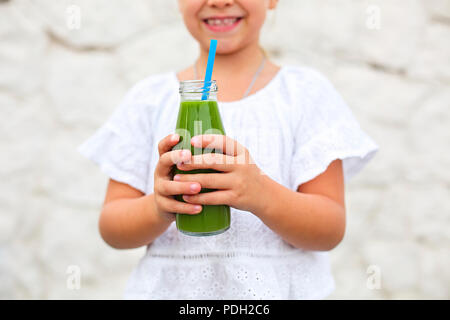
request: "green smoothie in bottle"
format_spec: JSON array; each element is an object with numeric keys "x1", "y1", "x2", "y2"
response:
[{"x1": 172, "y1": 80, "x2": 230, "y2": 236}]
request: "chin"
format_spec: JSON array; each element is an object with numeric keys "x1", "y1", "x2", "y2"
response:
[{"x1": 209, "y1": 38, "x2": 244, "y2": 55}]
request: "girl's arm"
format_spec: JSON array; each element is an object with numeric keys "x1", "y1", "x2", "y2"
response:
[
  {"x1": 98, "y1": 133, "x2": 203, "y2": 249},
  {"x1": 99, "y1": 180, "x2": 172, "y2": 249},
  {"x1": 254, "y1": 159, "x2": 346, "y2": 251}
]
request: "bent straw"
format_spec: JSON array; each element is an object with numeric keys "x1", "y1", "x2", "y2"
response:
[{"x1": 201, "y1": 39, "x2": 218, "y2": 100}]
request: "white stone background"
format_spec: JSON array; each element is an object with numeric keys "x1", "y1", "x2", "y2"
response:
[{"x1": 0, "y1": 0, "x2": 449, "y2": 299}]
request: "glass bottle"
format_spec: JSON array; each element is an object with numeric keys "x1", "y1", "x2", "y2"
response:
[{"x1": 172, "y1": 80, "x2": 230, "y2": 236}]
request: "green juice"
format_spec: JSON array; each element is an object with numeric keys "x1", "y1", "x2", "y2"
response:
[{"x1": 172, "y1": 100, "x2": 230, "y2": 236}]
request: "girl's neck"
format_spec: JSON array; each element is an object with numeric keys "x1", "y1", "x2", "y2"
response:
[
  {"x1": 196, "y1": 41, "x2": 265, "y2": 79},
  {"x1": 176, "y1": 40, "x2": 281, "y2": 102}
]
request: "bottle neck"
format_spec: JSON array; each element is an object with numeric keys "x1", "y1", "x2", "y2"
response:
[{"x1": 179, "y1": 80, "x2": 218, "y2": 102}]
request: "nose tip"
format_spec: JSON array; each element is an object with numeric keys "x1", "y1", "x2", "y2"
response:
[{"x1": 207, "y1": 0, "x2": 234, "y2": 8}]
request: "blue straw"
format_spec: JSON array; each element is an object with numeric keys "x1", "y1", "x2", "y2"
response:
[{"x1": 201, "y1": 39, "x2": 218, "y2": 100}]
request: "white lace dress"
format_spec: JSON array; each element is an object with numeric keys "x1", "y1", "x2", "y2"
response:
[{"x1": 79, "y1": 65, "x2": 379, "y2": 299}]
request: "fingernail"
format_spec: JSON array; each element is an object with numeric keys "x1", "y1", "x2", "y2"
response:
[
  {"x1": 191, "y1": 136, "x2": 200, "y2": 146},
  {"x1": 190, "y1": 183, "x2": 199, "y2": 192},
  {"x1": 181, "y1": 150, "x2": 191, "y2": 158},
  {"x1": 171, "y1": 134, "x2": 179, "y2": 142},
  {"x1": 173, "y1": 175, "x2": 181, "y2": 181},
  {"x1": 204, "y1": 135, "x2": 212, "y2": 142},
  {"x1": 194, "y1": 205, "x2": 202, "y2": 212}
]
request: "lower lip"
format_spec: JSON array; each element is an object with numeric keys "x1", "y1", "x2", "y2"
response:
[{"x1": 203, "y1": 18, "x2": 242, "y2": 33}]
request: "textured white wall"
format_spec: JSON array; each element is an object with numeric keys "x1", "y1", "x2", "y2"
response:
[{"x1": 0, "y1": 0, "x2": 449, "y2": 299}]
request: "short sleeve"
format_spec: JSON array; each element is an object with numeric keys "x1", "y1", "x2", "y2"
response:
[
  {"x1": 290, "y1": 68, "x2": 379, "y2": 190},
  {"x1": 78, "y1": 80, "x2": 154, "y2": 194}
]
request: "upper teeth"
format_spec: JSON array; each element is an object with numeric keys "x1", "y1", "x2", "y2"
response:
[{"x1": 206, "y1": 18, "x2": 238, "y2": 26}]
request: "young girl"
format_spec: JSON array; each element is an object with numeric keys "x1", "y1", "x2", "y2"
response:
[{"x1": 79, "y1": 0, "x2": 378, "y2": 299}]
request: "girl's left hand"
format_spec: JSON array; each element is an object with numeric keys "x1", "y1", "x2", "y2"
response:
[{"x1": 173, "y1": 134, "x2": 266, "y2": 214}]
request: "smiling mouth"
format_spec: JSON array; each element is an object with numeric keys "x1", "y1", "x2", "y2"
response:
[{"x1": 203, "y1": 17, "x2": 243, "y2": 26}]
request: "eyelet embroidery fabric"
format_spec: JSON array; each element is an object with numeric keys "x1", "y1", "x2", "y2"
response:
[{"x1": 78, "y1": 65, "x2": 379, "y2": 299}]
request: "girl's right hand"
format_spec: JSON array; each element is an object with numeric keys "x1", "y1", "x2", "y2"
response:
[{"x1": 153, "y1": 133, "x2": 203, "y2": 222}]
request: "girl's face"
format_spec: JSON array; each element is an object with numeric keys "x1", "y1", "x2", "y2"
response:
[{"x1": 178, "y1": 0, "x2": 278, "y2": 54}]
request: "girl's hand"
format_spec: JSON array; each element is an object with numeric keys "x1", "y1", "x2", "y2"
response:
[
  {"x1": 153, "y1": 134, "x2": 203, "y2": 222},
  {"x1": 174, "y1": 134, "x2": 266, "y2": 214}
]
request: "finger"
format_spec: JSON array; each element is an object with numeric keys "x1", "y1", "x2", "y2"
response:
[
  {"x1": 173, "y1": 173, "x2": 233, "y2": 190},
  {"x1": 176, "y1": 153, "x2": 235, "y2": 172},
  {"x1": 156, "y1": 149, "x2": 191, "y2": 177},
  {"x1": 190, "y1": 134, "x2": 246, "y2": 156},
  {"x1": 182, "y1": 190, "x2": 234, "y2": 206},
  {"x1": 156, "y1": 180, "x2": 201, "y2": 196},
  {"x1": 158, "y1": 133, "x2": 180, "y2": 156},
  {"x1": 158, "y1": 196, "x2": 203, "y2": 215}
]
